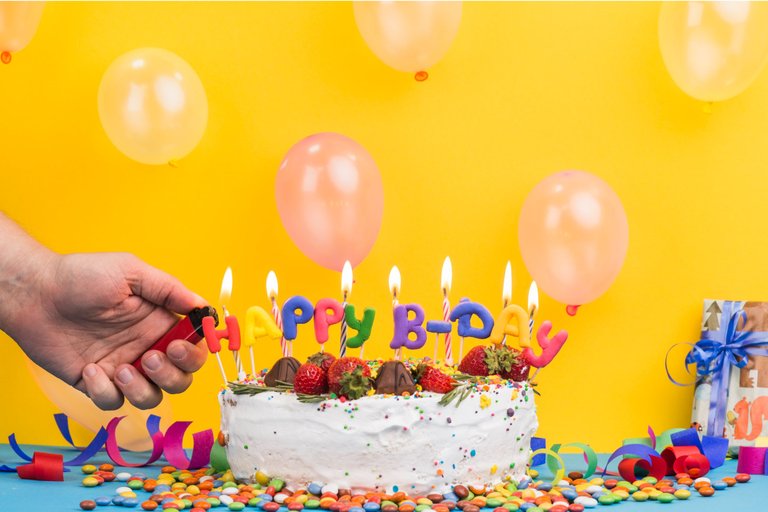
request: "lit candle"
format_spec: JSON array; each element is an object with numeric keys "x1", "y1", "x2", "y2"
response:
[
  {"x1": 441, "y1": 257, "x2": 453, "y2": 365},
  {"x1": 267, "y1": 271, "x2": 288, "y2": 358},
  {"x1": 219, "y1": 267, "x2": 244, "y2": 380},
  {"x1": 389, "y1": 266, "x2": 401, "y2": 360},
  {"x1": 528, "y1": 281, "x2": 539, "y2": 338},
  {"x1": 340, "y1": 260, "x2": 353, "y2": 358},
  {"x1": 501, "y1": 261, "x2": 512, "y2": 346}
]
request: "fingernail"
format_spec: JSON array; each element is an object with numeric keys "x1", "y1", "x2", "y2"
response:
[
  {"x1": 167, "y1": 343, "x2": 187, "y2": 361},
  {"x1": 83, "y1": 365, "x2": 98, "y2": 378},
  {"x1": 144, "y1": 353, "x2": 162, "y2": 372},
  {"x1": 116, "y1": 368, "x2": 134, "y2": 385}
]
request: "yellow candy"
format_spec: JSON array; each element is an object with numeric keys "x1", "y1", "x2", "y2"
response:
[
  {"x1": 520, "y1": 489, "x2": 536, "y2": 499},
  {"x1": 253, "y1": 490, "x2": 265, "y2": 496},
  {"x1": 220, "y1": 473, "x2": 235, "y2": 483},
  {"x1": 575, "y1": 484, "x2": 590, "y2": 492},
  {"x1": 186, "y1": 485, "x2": 200, "y2": 495},
  {"x1": 589, "y1": 478, "x2": 604, "y2": 486},
  {"x1": 486, "y1": 492, "x2": 502, "y2": 498},
  {"x1": 296, "y1": 495, "x2": 309, "y2": 504},
  {"x1": 528, "y1": 469, "x2": 539, "y2": 479},
  {"x1": 171, "y1": 483, "x2": 187, "y2": 490},
  {"x1": 81, "y1": 465, "x2": 97, "y2": 474},
  {"x1": 612, "y1": 490, "x2": 629, "y2": 500},
  {"x1": 119, "y1": 492, "x2": 137, "y2": 498},
  {"x1": 81, "y1": 476, "x2": 100, "y2": 487},
  {"x1": 499, "y1": 490, "x2": 512, "y2": 497},
  {"x1": 539, "y1": 504, "x2": 553, "y2": 511},
  {"x1": 416, "y1": 499, "x2": 433, "y2": 506}
]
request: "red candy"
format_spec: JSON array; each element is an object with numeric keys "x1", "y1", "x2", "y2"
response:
[
  {"x1": 736, "y1": 473, "x2": 751, "y2": 483},
  {"x1": 80, "y1": 501, "x2": 96, "y2": 511}
]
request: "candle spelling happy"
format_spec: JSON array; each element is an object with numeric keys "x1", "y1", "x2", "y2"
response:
[
  {"x1": 501, "y1": 261, "x2": 512, "y2": 346},
  {"x1": 266, "y1": 271, "x2": 288, "y2": 357},
  {"x1": 339, "y1": 261, "x2": 353, "y2": 358},
  {"x1": 219, "y1": 267, "x2": 244, "y2": 380}
]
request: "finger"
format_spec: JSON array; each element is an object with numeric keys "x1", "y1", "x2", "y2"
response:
[
  {"x1": 82, "y1": 363, "x2": 124, "y2": 410},
  {"x1": 166, "y1": 339, "x2": 208, "y2": 373},
  {"x1": 114, "y1": 364, "x2": 163, "y2": 409},
  {"x1": 124, "y1": 255, "x2": 206, "y2": 314},
  {"x1": 141, "y1": 350, "x2": 193, "y2": 394}
]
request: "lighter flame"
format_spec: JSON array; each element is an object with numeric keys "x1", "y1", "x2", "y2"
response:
[
  {"x1": 341, "y1": 260, "x2": 353, "y2": 297},
  {"x1": 502, "y1": 261, "x2": 512, "y2": 305},
  {"x1": 219, "y1": 266, "x2": 233, "y2": 306},
  {"x1": 528, "y1": 281, "x2": 539, "y2": 315},
  {"x1": 441, "y1": 256, "x2": 452, "y2": 295},
  {"x1": 266, "y1": 270, "x2": 278, "y2": 300},
  {"x1": 389, "y1": 266, "x2": 401, "y2": 298}
]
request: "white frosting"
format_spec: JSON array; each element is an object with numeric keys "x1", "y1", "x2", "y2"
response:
[{"x1": 219, "y1": 383, "x2": 538, "y2": 493}]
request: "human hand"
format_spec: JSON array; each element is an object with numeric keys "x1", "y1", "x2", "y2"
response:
[{"x1": 4, "y1": 251, "x2": 209, "y2": 410}]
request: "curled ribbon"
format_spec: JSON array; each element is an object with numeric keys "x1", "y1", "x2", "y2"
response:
[
  {"x1": 163, "y1": 421, "x2": 214, "y2": 470},
  {"x1": 529, "y1": 449, "x2": 565, "y2": 483},
  {"x1": 549, "y1": 442, "x2": 598, "y2": 479},
  {"x1": 105, "y1": 416, "x2": 164, "y2": 468}
]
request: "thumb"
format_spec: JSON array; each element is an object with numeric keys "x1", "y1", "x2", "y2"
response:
[{"x1": 126, "y1": 257, "x2": 206, "y2": 314}]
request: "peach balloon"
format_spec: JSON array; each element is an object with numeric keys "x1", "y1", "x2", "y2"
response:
[
  {"x1": 98, "y1": 48, "x2": 208, "y2": 165},
  {"x1": 519, "y1": 171, "x2": 628, "y2": 306},
  {"x1": 27, "y1": 360, "x2": 171, "y2": 451},
  {"x1": 0, "y1": 1, "x2": 45, "y2": 61},
  {"x1": 275, "y1": 133, "x2": 384, "y2": 271},
  {"x1": 353, "y1": 1, "x2": 462, "y2": 73},
  {"x1": 659, "y1": 2, "x2": 768, "y2": 102}
]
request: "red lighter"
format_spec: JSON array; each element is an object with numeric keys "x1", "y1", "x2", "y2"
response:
[{"x1": 131, "y1": 306, "x2": 219, "y2": 375}]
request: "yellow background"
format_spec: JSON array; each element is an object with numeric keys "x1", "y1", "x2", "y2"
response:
[{"x1": 2, "y1": 1, "x2": 768, "y2": 452}]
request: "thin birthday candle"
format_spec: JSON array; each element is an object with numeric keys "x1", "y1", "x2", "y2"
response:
[
  {"x1": 528, "y1": 281, "x2": 540, "y2": 382},
  {"x1": 340, "y1": 261, "x2": 353, "y2": 358},
  {"x1": 390, "y1": 266, "x2": 402, "y2": 360},
  {"x1": 267, "y1": 271, "x2": 288, "y2": 358},
  {"x1": 501, "y1": 261, "x2": 512, "y2": 346},
  {"x1": 441, "y1": 257, "x2": 453, "y2": 365}
]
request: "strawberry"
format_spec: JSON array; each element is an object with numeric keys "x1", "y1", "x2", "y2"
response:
[
  {"x1": 327, "y1": 357, "x2": 372, "y2": 398},
  {"x1": 293, "y1": 363, "x2": 328, "y2": 395},
  {"x1": 308, "y1": 351, "x2": 336, "y2": 372},
  {"x1": 458, "y1": 345, "x2": 519, "y2": 377},
  {"x1": 499, "y1": 348, "x2": 530, "y2": 382},
  {"x1": 416, "y1": 365, "x2": 455, "y2": 394}
]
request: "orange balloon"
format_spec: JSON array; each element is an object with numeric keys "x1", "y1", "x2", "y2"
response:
[
  {"x1": 98, "y1": 48, "x2": 208, "y2": 165},
  {"x1": 275, "y1": 133, "x2": 384, "y2": 271},
  {"x1": 518, "y1": 171, "x2": 629, "y2": 306},
  {"x1": 27, "y1": 360, "x2": 171, "y2": 451},
  {"x1": 353, "y1": 1, "x2": 462, "y2": 73},
  {"x1": 0, "y1": 1, "x2": 44, "y2": 57}
]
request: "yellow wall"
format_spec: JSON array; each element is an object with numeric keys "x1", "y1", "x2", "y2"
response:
[{"x1": 2, "y1": 1, "x2": 768, "y2": 452}]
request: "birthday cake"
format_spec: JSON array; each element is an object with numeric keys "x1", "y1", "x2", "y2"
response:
[{"x1": 219, "y1": 347, "x2": 539, "y2": 493}]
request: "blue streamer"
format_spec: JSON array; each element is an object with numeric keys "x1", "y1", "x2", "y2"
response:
[{"x1": 530, "y1": 437, "x2": 546, "y2": 466}]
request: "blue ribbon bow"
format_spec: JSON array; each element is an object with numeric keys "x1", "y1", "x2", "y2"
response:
[{"x1": 683, "y1": 301, "x2": 768, "y2": 437}]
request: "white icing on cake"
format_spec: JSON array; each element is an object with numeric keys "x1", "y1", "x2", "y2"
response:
[{"x1": 219, "y1": 383, "x2": 538, "y2": 493}]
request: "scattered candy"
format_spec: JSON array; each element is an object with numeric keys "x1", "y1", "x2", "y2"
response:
[{"x1": 79, "y1": 500, "x2": 96, "y2": 510}]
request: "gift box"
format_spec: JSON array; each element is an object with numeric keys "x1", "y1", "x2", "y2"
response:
[{"x1": 687, "y1": 300, "x2": 768, "y2": 449}]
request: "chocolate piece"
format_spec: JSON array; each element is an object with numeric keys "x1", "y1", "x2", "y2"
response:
[
  {"x1": 375, "y1": 361, "x2": 416, "y2": 395},
  {"x1": 264, "y1": 356, "x2": 301, "y2": 386}
]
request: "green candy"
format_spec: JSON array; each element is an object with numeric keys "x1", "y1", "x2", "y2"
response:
[
  {"x1": 505, "y1": 483, "x2": 517, "y2": 493},
  {"x1": 249, "y1": 498, "x2": 263, "y2": 507},
  {"x1": 381, "y1": 501, "x2": 396, "y2": 508},
  {"x1": 207, "y1": 498, "x2": 222, "y2": 507},
  {"x1": 181, "y1": 499, "x2": 193, "y2": 508},
  {"x1": 598, "y1": 495, "x2": 615, "y2": 505},
  {"x1": 643, "y1": 476, "x2": 658, "y2": 484},
  {"x1": 658, "y1": 493, "x2": 675, "y2": 504},
  {"x1": 527, "y1": 508, "x2": 543, "y2": 512},
  {"x1": 502, "y1": 504, "x2": 519, "y2": 511},
  {"x1": 415, "y1": 505, "x2": 431, "y2": 512},
  {"x1": 127, "y1": 480, "x2": 144, "y2": 490},
  {"x1": 305, "y1": 500, "x2": 321, "y2": 509},
  {"x1": 486, "y1": 499, "x2": 504, "y2": 507},
  {"x1": 229, "y1": 503, "x2": 246, "y2": 511},
  {"x1": 269, "y1": 478, "x2": 285, "y2": 491},
  {"x1": 223, "y1": 481, "x2": 238, "y2": 489}
]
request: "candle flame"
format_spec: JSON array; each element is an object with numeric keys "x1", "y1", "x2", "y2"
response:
[
  {"x1": 219, "y1": 266, "x2": 233, "y2": 306},
  {"x1": 341, "y1": 260, "x2": 353, "y2": 297},
  {"x1": 266, "y1": 270, "x2": 278, "y2": 300},
  {"x1": 528, "y1": 281, "x2": 539, "y2": 315},
  {"x1": 502, "y1": 261, "x2": 512, "y2": 305},
  {"x1": 441, "y1": 256, "x2": 452, "y2": 294},
  {"x1": 389, "y1": 266, "x2": 401, "y2": 297}
]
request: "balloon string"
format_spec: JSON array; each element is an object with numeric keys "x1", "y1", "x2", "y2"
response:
[{"x1": 1, "y1": 51, "x2": 11, "y2": 65}]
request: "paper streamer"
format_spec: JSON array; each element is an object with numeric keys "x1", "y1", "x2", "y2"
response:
[
  {"x1": 660, "y1": 446, "x2": 700, "y2": 475},
  {"x1": 600, "y1": 444, "x2": 658, "y2": 477},
  {"x1": 8, "y1": 415, "x2": 107, "y2": 467},
  {"x1": 105, "y1": 416, "x2": 164, "y2": 468},
  {"x1": 617, "y1": 456, "x2": 667, "y2": 482},
  {"x1": 700, "y1": 435, "x2": 728, "y2": 469},
  {"x1": 672, "y1": 453, "x2": 711, "y2": 477},
  {"x1": 16, "y1": 452, "x2": 64, "y2": 481},
  {"x1": 530, "y1": 437, "x2": 546, "y2": 466},
  {"x1": 163, "y1": 421, "x2": 214, "y2": 470},
  {"x1": 549, "y1": 442, "x2": 598, "y2": 479},
  {"x1": 737, "y1": 446, "x2": 768, "y2": 475},
  {"x1": 670, "y1": 428, "x2": 703, "y2": 453},
  {"x1": 529, "y1": 449, "x2": 565, "y2": 483}
]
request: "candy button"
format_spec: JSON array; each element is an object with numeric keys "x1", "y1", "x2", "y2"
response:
[
  {"x1": 630, "y1": 491, "x2": 647, "y2": 502},
  {"x1": 698, "y1": 487, "x2": 715, "y2": 497},
  {"x1": 657, "y1": 493, "x2": 674, "y2": 504},
  {"x1": 673, "y1": 489, "x2": 691, "y2": 500},
  {"x1": 82, "y1": 476, "x2": 100, "y2": 487},
  {"x1": 735, "y1": 473, "x2": 751, "y2": 483},
  {"x1": 230, "y1": 503, "x2": 246, "y2": 511},
  {"x1": 572, "y1": 497, "x2": 596, "y2": 508},
  {"x1": 142, "y1": 502, "x2": 159, "y2": 511},
  {"x1": 596, "y1": 496, "x2": 614, "y2": 506},
  {"x1": 80, "y1": 501, "x2": 97, "y2": 511},
  {"x1": 711, "y1": 480, "x2": 727, "y2": 490}
]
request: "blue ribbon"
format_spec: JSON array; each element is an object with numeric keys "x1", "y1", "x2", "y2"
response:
[{"x1": 679, "y1": 302, "x2": 768, "y2": 437}]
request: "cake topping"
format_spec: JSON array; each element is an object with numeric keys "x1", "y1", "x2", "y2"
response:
[
  {"x1": 328, "y1": 357, "x2": 373, "y2": 399},
  {"x1": 413, "y1": 363, "x2": 455, "y2": 394},
  {"x1": 375, "y1": 361, "x2": 417, "y2": 395},
  {"x1": 458, "y1": 345, "x2": 519, "y2": 377},
  {"x1": 294, "y1": 362, "x2": 329, "y2": 395},
  {"x1": 264, "y1": 356, "x2": 301, "y2": 387},
  {"x1": 307, "y1": 351, "x2": 336, "y2": 372}
]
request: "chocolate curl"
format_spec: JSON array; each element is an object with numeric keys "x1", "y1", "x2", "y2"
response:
[
  {"x1": 16, "y1": 452, "x2": 64, "y2": 481},
  {"x1": 105, "y1": 416, "x2": 164, "y2": 468},
  {"x1": 737, "y1": 446, "x2": 768, "y2": 475},
  {"x1": 163, "y1": 421, "x2": 214, "y2": 470}
]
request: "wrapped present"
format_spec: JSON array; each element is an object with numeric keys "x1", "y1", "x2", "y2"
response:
[{"x1": 683, "y1": 300, "x2": 768, "y2": 448}]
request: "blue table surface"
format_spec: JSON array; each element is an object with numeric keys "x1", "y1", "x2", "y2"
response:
[{"x1": 0, "y1": 445, "x2": 765, "y2": 511}]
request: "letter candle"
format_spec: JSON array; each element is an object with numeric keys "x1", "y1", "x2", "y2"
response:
[
  {"x1": 389, "y1": 266, "x2": 402, "y2": 360},
  {"x1": 266, "y1": 271, "x2": 288, "y2": 357},
  {"x1": 441, "y1": 257, "x2": 453, "y2": 365},
  {"x1": 528, "y1": 281, "x2": 541, "y2": 381},
  {"x1": 339, "y1": 261, "x2": 353, "y2": 358},
  {"x1": 501, "y1": 261, "x2": 512, "y2": 346},
  {"x1": 219, "y1": 267, "x2": 244, "y2": 380},
  {"x1": 202, "y1": 313, "x2": 241, "y2": 386}
]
